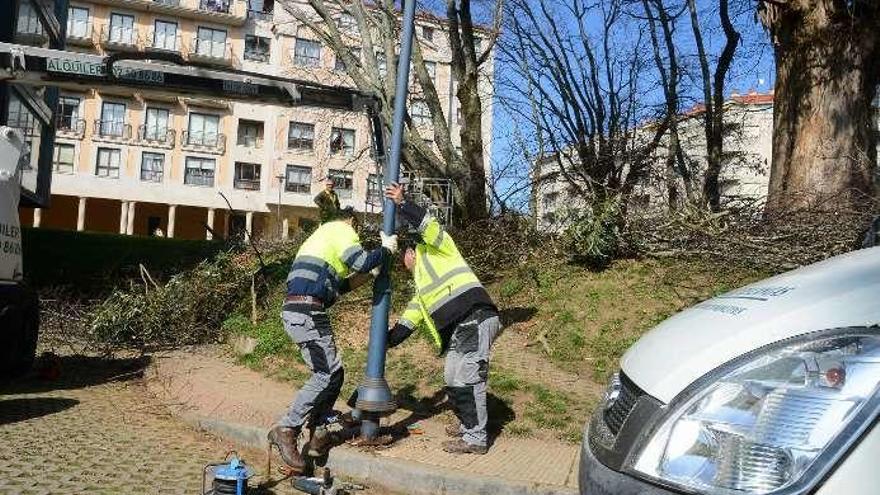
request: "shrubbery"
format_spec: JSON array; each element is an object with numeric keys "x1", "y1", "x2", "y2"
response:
[{"x1": 560, "y1": 199, "x2": 624, "y2": 269}]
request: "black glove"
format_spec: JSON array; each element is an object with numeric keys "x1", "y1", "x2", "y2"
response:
[{"x1": 387, "y1": 324, "x2": 414, "y2": 349}]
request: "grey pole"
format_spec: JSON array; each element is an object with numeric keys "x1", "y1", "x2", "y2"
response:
[{"x1": 355, "y1": 0, "x2": 418, "y2": 440}]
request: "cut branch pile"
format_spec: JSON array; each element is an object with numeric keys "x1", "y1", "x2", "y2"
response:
[{"x1": 630, "y1": 197, "x2": 880, "y2": 272}]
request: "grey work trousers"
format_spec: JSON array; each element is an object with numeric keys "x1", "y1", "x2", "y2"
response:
[
  {"x1": 444, "y1": 309, "x2": 502, "y2": 447},
  {"x1": 278, "y1": 306, "x2": 343, "y2": 430}
]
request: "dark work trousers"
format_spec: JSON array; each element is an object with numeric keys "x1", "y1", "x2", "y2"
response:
[
  {"x1": 444, "y1": 308, "x2": 502, "y2": 447},
  {"x1": 278, "y1": 305, "x2": 343, "y2": 430}
]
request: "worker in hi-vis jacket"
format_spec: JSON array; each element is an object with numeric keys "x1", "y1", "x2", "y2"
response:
[{"x1": 384, "y1": 183, "x2": 502, "y2": 455}]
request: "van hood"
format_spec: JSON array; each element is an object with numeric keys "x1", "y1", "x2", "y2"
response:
[{"x1": 621, "y1": 246, "x2": 880, "y2": 404}]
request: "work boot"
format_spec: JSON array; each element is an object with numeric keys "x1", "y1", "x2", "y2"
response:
[
  {"x1": 445, "y1": 422, "x2": 462, "y2": 437},
  {"x1": 268, "y1": 426, "x2": 305, "y2": 473},
  {"x1": 442, "y1": 439, "x2": 488, "y2": 455},
  {"x1": 308, "y1": 426, "x2": 332, "y2": 457}
]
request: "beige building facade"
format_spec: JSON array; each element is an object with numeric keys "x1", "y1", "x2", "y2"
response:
[{"x1": 12, "y1": 0, "x2": 493, "y2": 239}]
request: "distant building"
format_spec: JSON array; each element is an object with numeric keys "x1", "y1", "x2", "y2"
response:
[
  {"x1": 12, "y1": 0, "x2": 494, "y2": 239},
  {"x1": 533, "y1": 90, "x2": 775, "y2": 232}
]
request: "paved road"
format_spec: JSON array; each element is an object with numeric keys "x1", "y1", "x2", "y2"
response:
[{"x1": 0, "y1": 353, "x2": 388, "y2": 495}]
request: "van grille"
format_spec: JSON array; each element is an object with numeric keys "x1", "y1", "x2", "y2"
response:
[{"x1": 603, "y1": 373, "x2": 643, "y2": 435}]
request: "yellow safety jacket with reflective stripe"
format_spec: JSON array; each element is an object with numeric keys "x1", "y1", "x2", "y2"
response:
[
  {"x1": 396, "y1": 212, "x2": 494, "y2": 351},
  {"x1": 286, "y1": 220, "x2": 384, "y2": 306}
]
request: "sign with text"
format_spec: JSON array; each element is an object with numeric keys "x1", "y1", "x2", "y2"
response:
[{"x1": 46, "y1": 57, "x2": 164, "y2": 84}]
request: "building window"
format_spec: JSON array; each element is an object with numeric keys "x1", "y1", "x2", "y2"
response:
[
  {"x1": 95, "y1": 147, "x2": 121, "y2": 178},
  {"x1": 140, "y1": 152, "x2": 164, "y2": 182},
  {"x1": 200, "y1": 0, "x2": 231, "y2": 14},
  {"x1": 234, "y1": 162, "x2": 261, "y2": 190},
  {"x1": 329, "y1": 169, "x2": 353, "y2": 199},
  {"x1": 285, "y1": 164, "x2": 311, "y2": 193},
  {"x1": 366, "y1": 173, "x2": 382, "y2": 205},
  {"x1": 335, "y1": 47, "x2": 360, "y2": 72},
  {"x1": 337, "y1": 12, "x2": 356, "y2": 30},
  {"x1": 53, "y1": 143, "x2": 75, "y2": 174},
  {"x1": 57, "y1": 96, "x2": 81, "y2": 131},
  {"x1": 474, "y1": 36, "x2": 483, "y2": 53},
  {"x1": 67, "y1": 7, "x2": 90, "y2": 38},
  {"x1": 17, "y1": 1, "x2": 43, "y2": 35},
  {"x1": 8, "y1": 94, "x2": 36, "y2": 134},
  {"x1": 143, "y1": 107, "x2": 170, "y2": 142},
  {"x1": 247, "y1": 0, "x2": 273, "y2": 18},
  {"x1": 187, "y1": 112, "x2": 221, "y2": 147},
  {"x1": 288, "y1": 121, "x2": 314, "y2": 150},
  {"x1": 294, "y1": 38, "x2": 321, "y2": 67},
  {"x1": 244, "y1": 35, "x2": 270, "y2": 62},
  {"x1": 108, "y1": 13, "x2": 136, "y2": 45},
  {"x1": 184, "y1": 156, "x2": 215, "y2": 186},
  {"x1": 424, "y1": 61, "x2": 436, "y2": 83},
  {"x1": 542, "y1": 192, "x2": 559, "y2": 210},
  {"x1": 423, "y1": 138, "x2": 434, "y2": 149},
  {"x1": 411, "y1": 99, "x2": 430, "y2": 126},
  {"x1": 329, "y1": 127, "x2": 355, "y2": 156},
  {"x1": 100, "y1": 101, "x2": 126, "y2": 137},
  {"x1": 376, "y1": 52, "x2": 387, "y2": 78},
  {"x1": 422, "y1": 26, "x2": 434, "y2": 42},
  {"x1": 237, "y1": 119, "x2": 264, "y2": 148},
  {"x1": 153, "y1": 20, "x2": 178, "y2": 51},
  {"x1": 196, "y1": 27, "x2": 227, "y2": 58}
]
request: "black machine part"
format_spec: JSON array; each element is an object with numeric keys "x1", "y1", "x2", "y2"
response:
[{"x1": 0, "y1": 283, "x2": 40, "y2": 378}]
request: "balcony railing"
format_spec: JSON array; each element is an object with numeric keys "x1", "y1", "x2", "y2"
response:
[
  {"x1": 66, "y1": 21, "x2": 94, "y2": 45},
  {"x1": 57, "y1": 117, "x2": 86, "y2": 138},
  {"x1": 199, "y1": 0, "x2": 232, "y2": 14},
  {"x1": 234, "y1": 178, "x2": 261, "y2": 190},
  {"x1": 100, "y1": 25, "x2": 140, "y2": 49},
  {"x1": 184, "y1": 170, "x2": 215, "y2": 187},
  {"x1": 247, "y1": 9, "x2": 273, "y2": 20},
  {"x1": 182, "y1": 131, "x2": 226, "y2": 153},
  {"x1": 93, "y1": 120, "x2": 132, "y2": 140},
  {"x1": 137, "y1": 125, "x2": 176, "y2": 147},
  {"x1": 244, "y1": 49, "x2": 270, "y2": 63},
  {"x1": 141, "y1": 169, "x2": 164, "y2": 182},
  {"x1": 8, "y1": 112, "x2": 40, "y2": 136},
  {"x1": 153, "y1": 0, "x2": 181, "y2": 6},
  {"x1": 145, "y1": 31, "x2": 182, "y2": 53},
  {"x1": 237, "y1": 135, "x2": 263, "y2": 148},
  {"x1": 190, "y1": 39, "x2": 234, "y2": 65}
]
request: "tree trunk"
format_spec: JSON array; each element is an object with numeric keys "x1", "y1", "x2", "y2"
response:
[{"x1": 766, "y1": 18, "x2": 878, "y2": 212}]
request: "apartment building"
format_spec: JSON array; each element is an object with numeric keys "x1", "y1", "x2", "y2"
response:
[
  {"x1": 12, "y1": 0, "x2": 494, "y2": 240},
  {"x1": 533, "y1": 90, "x2": 775, "y2": 232}
]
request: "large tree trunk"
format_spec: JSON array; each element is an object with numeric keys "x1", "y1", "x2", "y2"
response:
[{"x1": 764, "y1": 6, "x2": 879, "y2": 212}]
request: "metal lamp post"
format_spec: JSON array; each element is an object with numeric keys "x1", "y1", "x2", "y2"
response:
[{"x1": 355, "y1": 0, "x2": 418, "y2": 440}]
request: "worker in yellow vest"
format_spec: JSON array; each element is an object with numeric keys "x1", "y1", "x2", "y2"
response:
[
  {"x1": 268, "y1": 206, "x2": 397, "y2": 472},
  {"x1": 384, "y1": 183, "x2": 502, "y2": 455}
]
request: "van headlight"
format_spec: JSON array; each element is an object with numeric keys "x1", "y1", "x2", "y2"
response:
[{"x1": 631, "y1": 330, "x2": 880, "y2": 494}]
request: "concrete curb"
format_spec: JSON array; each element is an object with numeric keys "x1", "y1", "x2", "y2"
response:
[{"x1": 182, "y1": 413, "x2": 578, "y2": 495}]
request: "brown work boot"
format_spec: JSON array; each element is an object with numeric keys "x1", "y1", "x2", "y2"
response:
[
  {"x1": 268, "y1": 426, "x2": 305, "y2": 473},
  {"x1": 445, "y1": 422, "x2": 462, "y2": 437},
  {"x1": 442, "y1": 439, "x2": 488, "y2": 455},
  {"x1": 307, "y1": 426, "x2": 332, "y2": 457}
]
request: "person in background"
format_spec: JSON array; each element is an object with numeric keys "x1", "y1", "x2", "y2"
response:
[
  {"x1": 384, "y1": 183, "x2": 502, "y2": 455},
  {"x1": 314, "y1": 177, "x2": 340, "y2": 224},
  {"x1": 268, "y1": 206, "x2": 397, "y2": 472}
]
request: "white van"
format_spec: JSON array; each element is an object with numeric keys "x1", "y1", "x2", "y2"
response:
[{"x1": 580, "y1": 246, "x2": 880, "y2": 495}]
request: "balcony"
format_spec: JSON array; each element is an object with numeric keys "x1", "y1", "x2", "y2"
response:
[
  {"x1": 182, "y1": 131, "x2": 226, "y2": 154},
  {"x1": 247, "y1": 8, "x2": 273, "y2": 21},
  {"x1": 100, "y1": 25, "x2": 141, "y2": 52},
  {"x1": 144, "y1": 31, "x2": 183, "y2": 54},
  {"x1": 87, "y1": 0, "x2": 246, "y2": 26},
  {"x1": 234, "y1": 178, "x2": 260, "y2": 190},
  {"x1": 57, "y1": 117, "x2": 86, "y2": 139},
  {"x1": 199, "y1": 0, "x2": 231, "y2": 14},
  {"x1": 189, "y1": 39, "x2": 234, "y2": 66},
  {"x1": 93, "y1": 120, "x2": 132, "y2": 141},
  {"x1": 14, "y1": 23, "x2": 47, "y2": 46},
  {"x1": 137, "y1": 125, "x2": 176, "y2": 148},
  {"x1": 66, "y1": 21, "x2": 95, "y2": 47}
]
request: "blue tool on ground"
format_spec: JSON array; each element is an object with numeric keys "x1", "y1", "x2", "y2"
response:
[{"x1": 202, "y1": 452, "x2": 254, "y2": 495}]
